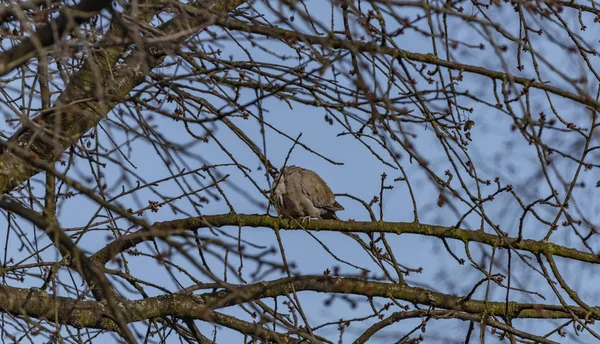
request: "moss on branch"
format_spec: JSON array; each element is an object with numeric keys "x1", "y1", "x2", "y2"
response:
[
  {"x1": 145, "y1": 213, "x2": 600, "y2": 265},
  {"x1": 0, "y1": 275, "x2": 588, "y2": 333}
]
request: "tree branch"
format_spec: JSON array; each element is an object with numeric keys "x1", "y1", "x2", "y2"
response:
[
  {"x1": 0, "y1": 197, "x2": 137, "y2": 343},
  {"x1": 0, "y1": 0, "x2": 61, "y2": 25},
  {"x1": 92, "y1": 214, "x2": 600, "y2": 267},
  {"x1": 0, "y1": 0, "x2": 114, "y2": 76},
  {"x1": 0, "y1": 0, "x2": 247, "y2": 194},
  {"x1": 213, "y1": 16, "x2": 600, "y2": 110},
  {"x1": 0, "y1": 275, "x2": 589, "y2": 335}
]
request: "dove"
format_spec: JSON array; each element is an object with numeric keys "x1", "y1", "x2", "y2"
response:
[{"x1": 272, "y1": 166, "x2": 344, "y2": 223}]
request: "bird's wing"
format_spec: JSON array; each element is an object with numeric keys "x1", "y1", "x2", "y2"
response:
[
  {"x1": 329, "y1": 201, "x2": 344, "y2": 211},
  {"x1": 298, "y1": 170, "x2": 338, "y2": 210}
]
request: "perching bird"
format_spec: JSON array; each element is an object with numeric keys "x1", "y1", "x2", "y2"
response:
[{"x1": 272, "y1": 166, "x2": 344, "y2": 222}]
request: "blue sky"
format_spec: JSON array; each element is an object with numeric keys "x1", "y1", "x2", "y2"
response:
[{"x1": 1, "y1": 0, "x2": 600, "y2": 342}]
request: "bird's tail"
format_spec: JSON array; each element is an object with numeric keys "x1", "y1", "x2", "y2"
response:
[{"x1": 330, "y1": 201, "x2": 344, "y2": 211}]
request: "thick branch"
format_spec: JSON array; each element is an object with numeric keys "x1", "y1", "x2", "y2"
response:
[
  {"x1": 0, "y1": 198, "x2": 137, "y2": 342},
  {"x1": 92, "y1": 214, "x2": 600, "y2": 266},
  {"x1": 0, "y1": 0, "x2": 246, "y2": 194},
  {"x1": 0, "y1": 0, "x2": 114, "y2": 76},
  {"x1": 0, "y1": 276, "x2": 588, "y2": 334}
]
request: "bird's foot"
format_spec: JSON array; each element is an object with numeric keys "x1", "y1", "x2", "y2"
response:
[{"x1": 300, "y1": 216, "x2": 312, "y2": 225}]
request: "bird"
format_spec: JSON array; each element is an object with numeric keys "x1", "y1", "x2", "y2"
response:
[{"x1": 272, "y1": 166, "x2": 344, "y2": 223}]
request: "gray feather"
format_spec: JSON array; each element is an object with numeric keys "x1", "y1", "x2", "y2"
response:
[{"x1": 272, "y1": 166, "x2": 343, "y2": 220}]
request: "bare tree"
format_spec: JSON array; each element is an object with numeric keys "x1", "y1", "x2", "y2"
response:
[{"x1": 0, "y1": 0, "x2": 599, "y2": 342}]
